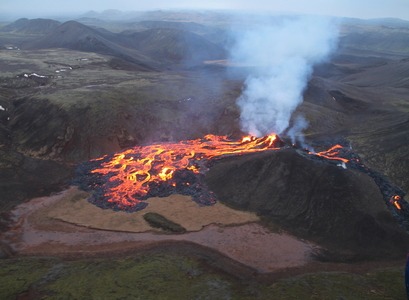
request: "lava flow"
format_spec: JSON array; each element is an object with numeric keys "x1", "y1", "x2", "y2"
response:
[
  {"x1": 79, "y1": 134, "x2": 282, "y2": 211},
  {"x1": 312, "y1": 144, "x2": 349, "y2": 163},
  {"x1": 76, "y1": 134, "x2": 407, "y2": 219}
]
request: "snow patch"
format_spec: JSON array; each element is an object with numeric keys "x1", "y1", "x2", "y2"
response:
[
  {"x1": 22, "y1": 73, "x2": 48, "y2": 78},
  {"x1": 337, "y1": 162, "x2": 347, "y2": 169},
  {"x1": 31, "y1": 73, "x2": 47, "y2": 78}
]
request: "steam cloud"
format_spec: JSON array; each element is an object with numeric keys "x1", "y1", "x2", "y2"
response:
[
  {"x1": 286, "y1": 115, "x2": 310, "y2": 150},
  {"x1": 230, "y1": 16, "x2": 338, "y2": 137}
]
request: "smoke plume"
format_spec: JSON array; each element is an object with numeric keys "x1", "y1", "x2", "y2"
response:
[
  {"x1": 230, "y1": 16, "x2": 338, "y2": 137},
  {"x1": 287, "y1": 115, "x2": 311, "y2": 150}
]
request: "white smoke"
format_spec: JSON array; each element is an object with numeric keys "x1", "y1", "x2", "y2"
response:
[
  {"x1": 230, "y1": 16, "x2": 338, "y2": 137},
  {"x1": 286, "y1": 115, "x2": 312, "y2": 150}
]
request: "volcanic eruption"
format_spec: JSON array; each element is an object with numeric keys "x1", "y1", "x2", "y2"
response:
[
  {"x1": 76, "y1": 134, "x2": 283, "y2": 211},
  {"x1": 74, "y1": 16, "x2": 407, "y2": 235}
]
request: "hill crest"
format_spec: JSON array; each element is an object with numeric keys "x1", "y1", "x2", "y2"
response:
[{"x1": 0, "y1": 18, "x2": 61, "y2": 34}]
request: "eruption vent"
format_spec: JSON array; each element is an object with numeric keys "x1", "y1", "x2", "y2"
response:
[
  {"x1": 76, "y1": 133, "x2": 407, "y2": 230},
  {"x1": 230, "y1": 16, "x2": 338, "y2": 137}
]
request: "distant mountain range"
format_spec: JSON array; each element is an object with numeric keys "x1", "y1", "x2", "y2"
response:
[
  {"x1": 2, "y1": 15, "x2": 408, "y2": 70},
  {"x1": 340, "y1": 17, "x2": 409, "y2": 28},
  {"x1": 0, "y1": 18, "x2": 61, "y2": 34},
  {"x1": 1, "y1": 18, "x2": 227, "y2": 70}
]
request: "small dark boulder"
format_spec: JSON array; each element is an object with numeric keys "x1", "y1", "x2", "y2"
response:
[{"x1": 143, "y1": 212, "x2": 186, "y2": 233}]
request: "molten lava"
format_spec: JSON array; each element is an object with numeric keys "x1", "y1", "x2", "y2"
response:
[
  {"x1": 76, "y1": 133, "x2": 409, "y2": 227},
  {"x1": 89, "y1": 134, "x2": 281, "y2": 209},
  {"x1": 79, "y1": 133, "x2": 360, "y2": 212},
  {"x1": 390, "y1": 195, "x2": 402, "y2": 210},
  {"x1": 312, "y1": 144, "x2": 349, "y2": 163}
]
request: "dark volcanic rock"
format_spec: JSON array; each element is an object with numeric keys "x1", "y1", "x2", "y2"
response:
[
  {"x1": 143, "y1": 212, "x2": 186, "y2": 233},
  {"x1": 0, "y1": 241, "x2": 14, "y2": 258},
  {"x1": 0, "y1": 149, "x2": 72, "y2": 212},
  {"x1": 10, "y1": 98, "x2": 72, "y2": 158},
  {"x1": 8, "y1": 97, "x2": 126, "y2": 162},
  {"x1": 205, "y1": 149, "x2": 409, "y2": 261}
]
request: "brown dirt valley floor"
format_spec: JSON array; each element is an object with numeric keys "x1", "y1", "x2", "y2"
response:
[
  {"x1": 1, "y1": 187, "x2": 318, "y2": 272},
  {"x1": 1, "y1": 187, "x2": 405, "y2": 278}
]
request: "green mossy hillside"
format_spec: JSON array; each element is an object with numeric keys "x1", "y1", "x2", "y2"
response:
[{"x1": 0, "y1": 256, "x2": 406, "y2": 299}]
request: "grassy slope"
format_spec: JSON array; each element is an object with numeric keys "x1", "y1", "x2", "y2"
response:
[
  {"x1": 0, "y1": 255, "x2": 406, "y2": 299},
  {"x1": 0, "y1": 48, "x2": 241, "y2": 161}
]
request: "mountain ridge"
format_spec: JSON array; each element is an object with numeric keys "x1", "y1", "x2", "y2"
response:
[
  {"x1": 20, "y1": 19, "x2": 226, "y2": 69},
  {"x1": 0, "y1": 18, "x2": 61, "y2": 34}
]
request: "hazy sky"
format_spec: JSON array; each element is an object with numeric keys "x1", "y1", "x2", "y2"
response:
[{"x1": 1, "y1": 0, "x2": 409, "y2": 21}]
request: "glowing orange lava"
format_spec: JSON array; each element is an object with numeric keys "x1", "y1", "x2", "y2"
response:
[
  {"x1": 312, "y1": 144, "x2": 349, "y2": 163},
  {"x1": 390, "y1": 195, "x2": 402, "y2": 210},
  {"x1": 90, "y1": 134, "x2": 281, "y2": 208},
  {"x1": 87, "y1": 134, "x2": 353, "y2": 210}
]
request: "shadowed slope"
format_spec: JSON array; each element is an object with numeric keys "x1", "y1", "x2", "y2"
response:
[
  {"x1": 122, "y1": 28, "x2": 226, "y2": 67},
  {"x1": 23, "y1": 20, "x2": 226, "y2": 69},
  {"x1": 206, "y1": 149, "x2": 409, "y2": 261},
  {"x1": 24, "y1": 21, "x2": 157, "y2": 70}
]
